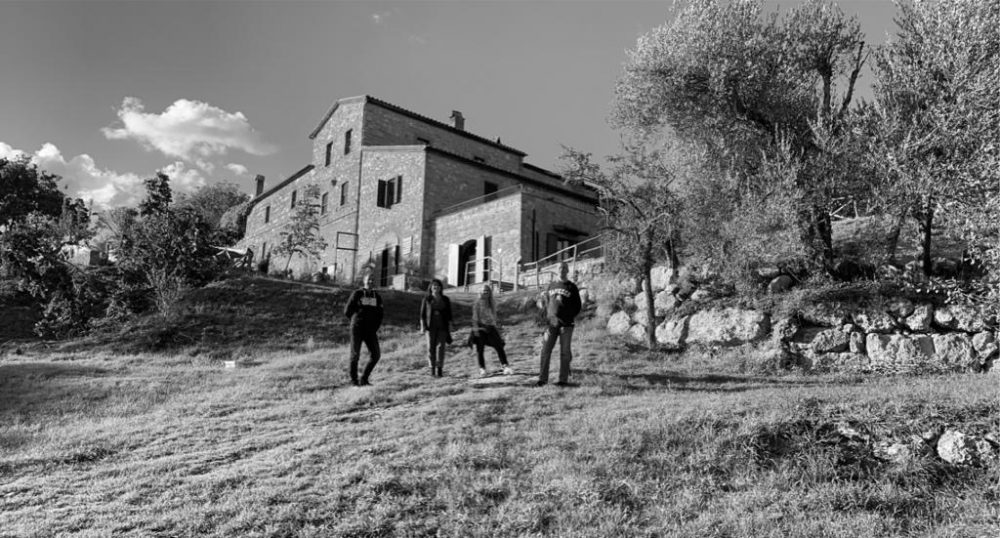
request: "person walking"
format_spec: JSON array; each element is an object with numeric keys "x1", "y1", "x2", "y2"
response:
[
  {"x1": 470, "y1": 284, "x2": 514, "y2": 377},
  {"x1": 537, "y1": 262, "x2": 581, "y2": 386},
  {"x1": 343, "y1": 272, "x2": 383, "y2": 386},
  {"x1": 419, "y1": 278, "x2": 453, "y2": 377}
]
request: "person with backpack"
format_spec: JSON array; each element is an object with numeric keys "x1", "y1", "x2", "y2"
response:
[
  {"x1": 537, "y1": 262, "x2": 581, "y2": 386},
  {"x1": 419, "y1": 278, "x2": 453, "y2": 377},
  {"x1": 343, "y1": 272, "x2": 383, "y2": 386},
  {"x1": 470, "y1": 284, "x2": 514, "y2": 377}
]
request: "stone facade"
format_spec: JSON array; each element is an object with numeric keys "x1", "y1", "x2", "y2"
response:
[{"x1": 239, "y1": 95, "x2": 599, "y2": 286}]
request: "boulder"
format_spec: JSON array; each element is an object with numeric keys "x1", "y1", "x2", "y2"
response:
[
  {"x1": 972, "y1": 331, "x2": 999, "y2": 364},
  {"x1": 627, "y1": 323, "x2": 647, "y2": 343},
  {"x1": 632, "y1": 307, "x2": 651, "y2": 328},
  {"x1": 933, "y1": 304, "x2": 986, "y2": 332},
  {"x1": 849, "y1": 332, "x2": 866, "y2": 354},
  {"x1": 931, "y1": 333, "x2": 976, "y2": 370},
  {"x1": 888, "y1": 298, "x2": 915, "y2": 318},
  {"x1": 904, "y1": 304, "x2": 933, "y2": 332},
  {"x1": 799, "y1": 302, "x2": 851, "y2": 327},
  {"x1": 811, "y1": 328, "x2": 851, "y2": 353},
  {"x1": 767, "y1": 275, "x2": 795, "y2": 294},
  {"x1": 687, "y1": 308, "x2": 770, "y2": 346},
  {"x1": 937, "y1": 430, "x2": 976, "y2": 465},
  {"x1": 689, "y1": 288, "x2": 712, "y2": 302},
  {"x1": 853, "y1": 308, "x2": 897, "y2": 333},
  {"x1": 866, "y1": 334, "x2": 936, "y2": 370},
  {"x1": 653, "y1": 289, "x2": 680, "y2": 317},
  {"x1": 607, "y1": 311, "x2": 632, "y2": 335},
  {"x1": 648, "y1": 265, "x2": 675, "y2": 293},
  {"x1": 771, "y1": 316, "x2": 800, "y2": 343},
  {"x1": 803, "y1": 351, "x2": 868, "y2": 371},
  {"x1": 655, "y1": 316, "x2": 689, "y2": 347},
  {"x1": 632, "y1": 291, "x2": 649, "y2": 311},
  {"x1": 874, "y1": 441, "x2": 915, "y2": 465}
]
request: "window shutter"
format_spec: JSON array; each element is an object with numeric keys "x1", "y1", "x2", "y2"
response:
[
  {"x1": 377, "y1": 180, "x2": 386, "y2": 207},
  {"x1": 394, "y1": 176, "x2": 403, "y2": 204},
  {"x1": 394, "y1": 245, "x2": 400, "y2": 273},
  {"x1": 385, "y1": 180, "x2": 395, "y2": 209}
]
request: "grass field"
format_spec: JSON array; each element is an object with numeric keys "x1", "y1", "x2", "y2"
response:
[{"x1": 1, "y1": 277, "x2": 997, "y2": 537}]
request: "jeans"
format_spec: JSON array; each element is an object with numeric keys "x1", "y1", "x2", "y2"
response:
[
  {"x1": 349, "y1": 325, "x2": 380, "y2": 383},
  {"x1": 538, "y1": 325, "x2": 574, "y2": 384}
]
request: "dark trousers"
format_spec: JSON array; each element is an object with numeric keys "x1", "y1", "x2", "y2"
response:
[
  {"x1": 474, "y1": 326, "x2": 509, "y2": 369},
  {"x1": 349, "y1": 325, "x2": 380, "y2": 383},
  {"x1": 539, "y1": 325, "x2": 574, "y2": 384},
  {"x1": 426, "y1": 329, "x2": 448, "y2": 376}
]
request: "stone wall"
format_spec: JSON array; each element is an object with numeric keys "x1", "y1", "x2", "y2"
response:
[
  {"x1": 433, "y1": 192, "x2": 522, "y2": 285},
  {"x1": 604, "y1": 263, "x2": 998, "y2": 374}
]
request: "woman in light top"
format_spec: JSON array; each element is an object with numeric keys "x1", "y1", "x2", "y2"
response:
[{"x1": 471, "y1": 284, "x2": 513, "y2": 377}]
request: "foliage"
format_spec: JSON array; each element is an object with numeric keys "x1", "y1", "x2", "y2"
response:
[
  {"x1": 864, "y1": 0, "x2": 999, "y2": 297},
  {"x1": 614, "y1": 0, "x2": 869, "y2": 267},
  {"x1": 0, "y1": 159, "x2": 98, "y2": 337},
  {"x1": 0, "y1": 156, "x2": 66, "y2": 227},
  {"x1": 272, "y1": 184, "x2": 328, "y2": 274},
  {"x1": 174, "y1": 182, "x2": 250, "y2": 244},
  {"x1": 138, "y1": 172, "x2": 172, "y2": 217},
  {"x1": 561, "y1": 143, "x2": 681, "y2": 348}
]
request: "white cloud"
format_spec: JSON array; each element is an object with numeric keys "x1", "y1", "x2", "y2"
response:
[
  {"x1": 0, "y1": 142, "x2": 209, "y2": 210},
  {"x1": 226, "y1": 163, "x2": 249, "y2": 176},
  {"x1": 102, "y1": 97, "x2": 276, "y2": 163}
]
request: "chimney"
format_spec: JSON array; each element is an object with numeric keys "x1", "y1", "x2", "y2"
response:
[
  {"x1": 254, "y1": 174, "x2": 265, "y2": 197},
  {"x1": 450, "y1": 110, "x2": 465, "y2": 131}
]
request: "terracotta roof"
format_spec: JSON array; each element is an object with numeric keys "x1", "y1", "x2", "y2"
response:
[
  {"x1": 308, "y1": 95, "x2": 527, "y2": 156},
  {"x1": 247, "y1": 165, "x2": 315, "y2": 207}
]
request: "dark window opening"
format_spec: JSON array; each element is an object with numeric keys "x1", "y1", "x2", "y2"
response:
[
  {"x1": 484, "y1": 181, "x2": 498, "y2": 202},
  {"x1": 325, "y1": 142, "x2": 333, "y2": 166},
  {"x1": 291, "y1": 190, "x2": 297, "y2": 209},
  {"x1": 344, "y1": 129, "x2": 353, "y2": 154},
  {"x1": 340, "y1": 182, "x2": 348, "y2": 206},
  {"x1": 321, "y1": 192, "x2": 328, "y2": 215},
  {"x1": 264, "y1": 205, "x2": 270, "y2": 223},
  {"x1": 376, "y1": 176, "x2": 403, "y2": 208}
]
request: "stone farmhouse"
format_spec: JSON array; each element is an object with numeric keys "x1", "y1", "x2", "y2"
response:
[{"x1": 239, "y1": 95, "x2": 600, "y2": 288}]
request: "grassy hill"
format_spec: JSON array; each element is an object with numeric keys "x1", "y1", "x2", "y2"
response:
[{"x1": 0, "y1": 276, "x2": 997, "y2": 537}]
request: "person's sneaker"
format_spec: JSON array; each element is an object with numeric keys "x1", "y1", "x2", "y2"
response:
[
  {"x1": 479, "y1": 368, "x2": 488, "y2": 378},
  {"x1": 503, "y1": 366, "x2": 514, "y2": 376}
]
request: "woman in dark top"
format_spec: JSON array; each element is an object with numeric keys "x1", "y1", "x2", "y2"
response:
[{"x1": 419, "y1": 279, "x2": 452, "y2": 377}]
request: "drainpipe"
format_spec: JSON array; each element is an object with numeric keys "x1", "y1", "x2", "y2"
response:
[{"x1": 352, "y1": 147, "x2": 364, "y2": 283}]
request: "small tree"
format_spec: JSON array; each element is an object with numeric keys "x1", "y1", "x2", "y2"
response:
[
  {"x1": 272, "y1": 184, "x2": 328, "y2": 275},
  {"x1": 561, "y1": 144, "x2": 681, "y2": 349}
]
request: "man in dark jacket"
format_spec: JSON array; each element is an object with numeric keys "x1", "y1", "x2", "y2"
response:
[
  {"x1": 343, "y1": 272, "x2": 384, "y2": 386},
  {"x1": 537, "y1": 262, "x2": 582, "y2": 386}
]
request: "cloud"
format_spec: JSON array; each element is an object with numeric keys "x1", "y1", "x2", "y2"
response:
[
  {"x1": 102, "y1": 97, "x2": 276, "y2": 163},
  {"x1": 371, "y1": 11, "x2": 392, "y2": 24},
  {"x1": 0, "y1": 142, "x2": 209, "y2": 210},
  {"x1": 226, "y1": 163, "x2": 249, "y2": 176}
]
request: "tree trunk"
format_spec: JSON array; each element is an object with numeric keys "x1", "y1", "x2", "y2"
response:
[
  {"x1": 920, "y1": 199, "x2": 935, "y2": 276},
  {"x1": 643, "y1": 236, "x2": 656, "y2": 350},
  {"x1": 884, "y1": 211, "x2": 907, "y2": 265}
]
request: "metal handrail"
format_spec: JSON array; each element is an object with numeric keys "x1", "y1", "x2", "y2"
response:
[{"x1": 517, "y1": 234, "x2": 604, "y2": 290}]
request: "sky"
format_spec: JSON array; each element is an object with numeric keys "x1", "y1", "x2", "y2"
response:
[{"x1": 0, "y1": 0, "x2": 898, "y2": 210}]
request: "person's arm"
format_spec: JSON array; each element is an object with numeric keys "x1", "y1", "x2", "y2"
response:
[
  {"x1": 343, "y1": 290, "x2": 358, "y2": 320},
  {"x1": 569, "y1": 284, "x2": 582, "y2": 320},
  {"x1": 418, "y1": 298, "x2": 427, "y2": 333},
  {"x1": 471, "y1": 302, "x2": 481, "y2": 330}
]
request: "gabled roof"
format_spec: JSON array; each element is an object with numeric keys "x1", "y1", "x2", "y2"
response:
[
  {"x1": 248, "y1": 164, "x2": 315, "y2": 207},
  {"x1": 308, "y1": 95, "x2": 527, "y2": 157}
]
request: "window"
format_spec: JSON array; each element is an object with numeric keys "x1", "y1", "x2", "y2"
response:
[
  {"x1": 291, "y1": 190, "x2": 297, "y2": 208},
  {"x1": 264, "y1": 205, "x2": 270, "y2": 223},
  {"x1": 547, "y1": 234, "x2": 571, "y2": 259},
  {"x1": 344, "y1": 129, "x2": 352, "y2": 154},
  {"x1": 484, "y1": 181, "x2": 498, "y2": 202},
  {"x1": 340, "y1": 182, "x2": 348, "y2": 206},
  {"x1": 321, "y1": 192, "x2": 328, "y2": 215},
  {"x1": 325, "y1": 142, "x2": 333, "y2": 166},
  {"x1": 376, "y1": 175, "x2": 403, "y2": 208}
]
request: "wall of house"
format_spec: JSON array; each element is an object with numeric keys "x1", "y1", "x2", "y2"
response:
[
  {"x1": 363, "y1": 103, "x2": 524, "y2": 173},
  {"x1": 355, "y1": 147, "x2": 427, "y2": 284},
  {"x1": 433, "y1": 192, "x2": 522, "y2": 287},
  {"x1": 520, "y1": 186, "x2": 600, "y2": 263}
]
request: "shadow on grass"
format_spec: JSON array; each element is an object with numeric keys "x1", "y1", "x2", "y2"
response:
[{"x1": 573, "y1": 367, "x2": 847, "y2": 394}]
